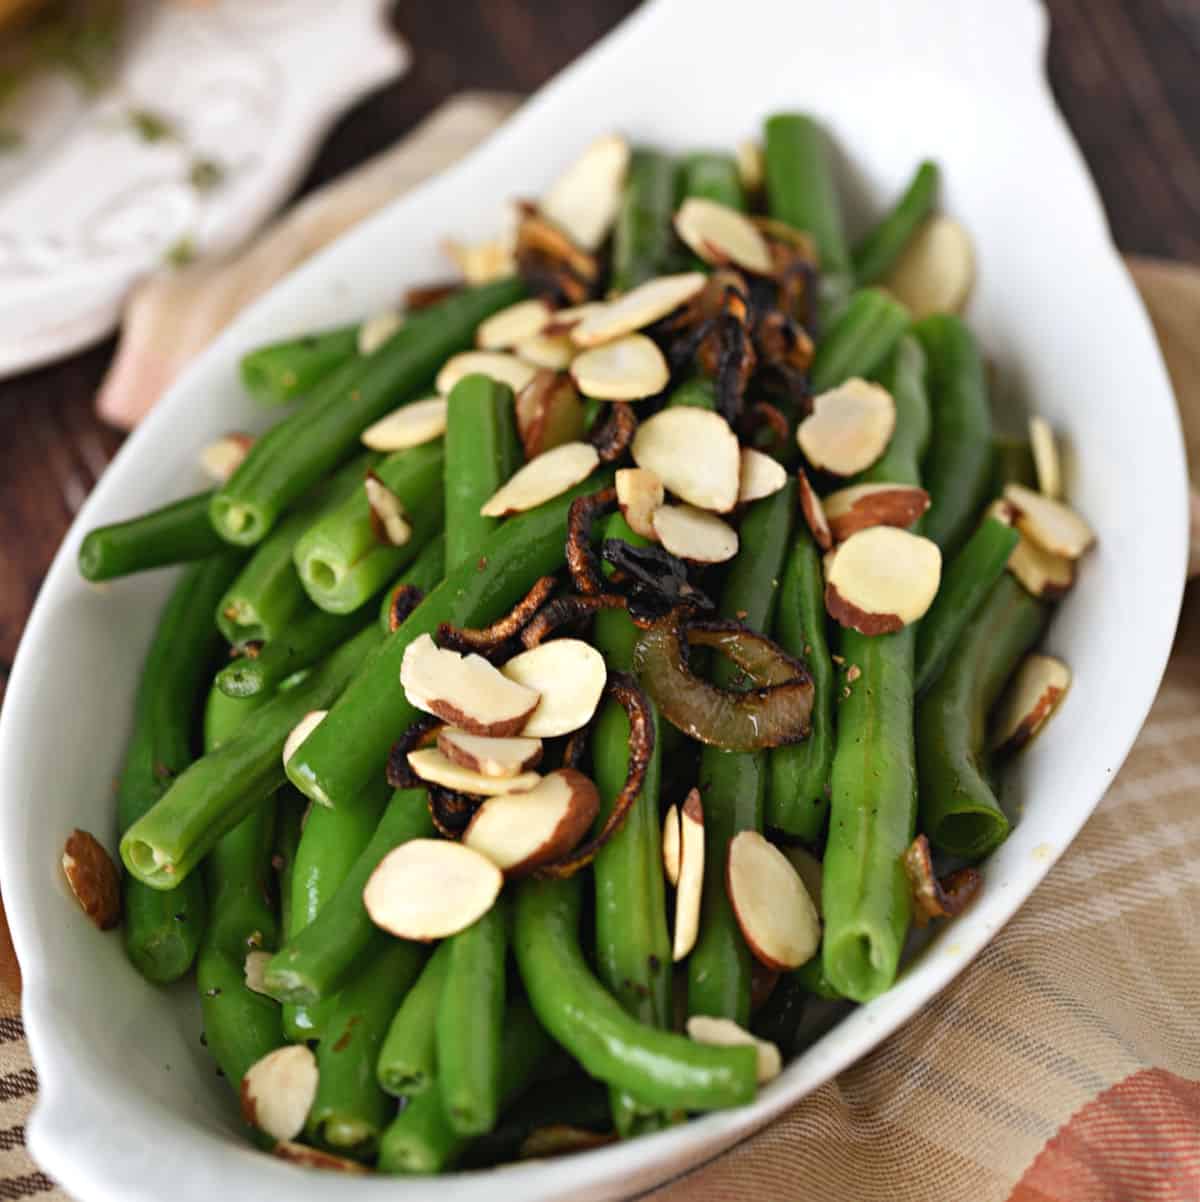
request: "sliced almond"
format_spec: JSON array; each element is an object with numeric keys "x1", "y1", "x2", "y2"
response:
[
  {"x1": 985, "y1": 498, "x2": 1017, "y2": 526},
  {"x1": 822, "y1": 482, "x2": 931, "y2": 542},
  {"x1": 438, "y1": 728, "x2": 543, "y2": 778},
  {"x1": 784, "y1": 846, "x2": 823, "y2": 919},
  {"x1": 726, "y1": 830, "x2": 820, "y2": 971},
  {"x1": 479, "y1": 442, "x2": 600, "y2": 518},
  {"x1": 500, "y1": 638, "x2": 607, "y2": 737},
  {"x1": 1007, "y1": 535, "x2": 1075, "y2": 598},
  {"x1": 273, "y1": 1142, "x2": 368, "y2": 1174},
  {"x1": 240, "y1": 1045, "x2": 318, "y2": 1142},
  {"x1": 661, "y1": 804, "x2": 681, "y2": 887},
  {"x1": 200, "y1": 432, "x2": 254, "y2": 483},
  {"x1": 736, "y1": 139, "x2": 764, "y2": 193},
  {"x1": 797, "y1": 378, "x2": 896, "y2": 476},
  {"x1": 476, "y1": 299, "x2": 554, "y2": 350},
  {"x1": 738, "y1": 447, "x2": 788, "y2": 505},
  {"x1": 672, "y1": 788, "x2": 705, "y2": 962},
  {"x1": 283, "y1": 710, "x2": 326, "y2": 768},
  {"x1": 1003, "y1": 484, "x2": 1095, "y2": 560},
  {"x1": 825, "y1": 527, "x2": 942, "y2": 634},
  {"x1": 407, "y1": 747, "x2": 541, "y2": 797},
  {"x1": 361, "y1": 396, "x2": 448, "y2": 451},
  {"x1": 674, "y1": 197, "x2": 773, "y2": 275},
  {"x1": 570, "y1": 333, "x2": 669, "y2": 401},
  {"x1": 796, "y1": 467, "x2": 833, "y2": 551},
  {"x1": 880, "y1": 214, "x2": 975, "y2": 318},
  {"x1": 652, "y1": 504, "x2": 739, "y2": 564},
  {"x1": 685, "y1": 1016, "x2": 781, "y2": 1085},
  {"x1": 616, "y1": 467, "x2": 665, "y2": 540},
  {"x1": 541, "y1": 133, "x2": 629, "y2": 251},
  {"x1": 515, "y1": 372, "x2": 586, "y2": 459},
  {"x1": 443, "y1": 236, "x2": 515, "y2": 286},
  {"x1": 463, "y1": 769, "x2": 600, "y2": 877},
  {"x1": 244, "y1": 950, "x2": 272, "y2": 997},
  {"x1": 571, "y1": 273, "x2": 707, "y2": 347},
  {"x1": 365, "y1": 474, "x2": 412, "y2": 547},
  {"x1": 436, "y1": 350, "x2": 538, "y2": 397},
  {"x1": 363, "y1": 838, "x2": 503, "y2": 940},
  {"x1": 1029, "y1": 417, "x2": 1062, "y2": 500},
  {"x1": 631, "y1": 408, "x2": 740, "y2": 512},
  {"x1": 991, "y1": 654, "x2": 1072, "y2": 753},
  {"x1": 542, "y1": 302, "x2": 607, "y2": 337},
  {"x1": 357, "y1": 308, "x2": 405, "y2": 356},
  {"x1": 400, "y1": 633, "x2": 540, "y2": 736},
  {"x1": 61, "y1": 829, "x2": 120, "y2": 931},
  {"x1": 515, "y1": 332, "x2": 576, "y2": 370}
]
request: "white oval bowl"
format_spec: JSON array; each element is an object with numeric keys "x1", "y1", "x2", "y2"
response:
[{"x1": 0, "y1": 1, "x2": 1187, "y2": 1200}]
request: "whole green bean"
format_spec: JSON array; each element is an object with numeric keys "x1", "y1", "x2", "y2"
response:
[
  {"x1": 240, "y1": 325, "x2": 359, "y2": 405},
  {"x1": 210, "y1": 279, "x2": 523, "y2": 546},
  {"x1": 852, "y1": 161, "x2": 940, "y2": 285},
  {"x1": 78, "y1": 491, "x2": 225, "y2": 582},
  {"x1": 810, "y1": 288, "x2": 910, "y2": 394},
  {"x1": 917, "y1": 574, "x2": 1048, "y2": 858},
  {"x1": 120, "y1": 622, "x2": 384, "y2": 889},
  {"x1": 377, "y1": 533, "x2": 446, "y2": 632},
  {"x1": 377, "y1": 940, "x2": 452, "y2": 1097},
  {"x1": 611, "y1": 149, "x2": 679, "y2": 292}
]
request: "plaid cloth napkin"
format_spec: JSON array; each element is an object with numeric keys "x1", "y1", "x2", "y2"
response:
[{"x1": 2, "y1": 94, "x2": 1198, "y2": 1201}]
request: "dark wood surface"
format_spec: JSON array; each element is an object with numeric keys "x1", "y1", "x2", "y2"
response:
[{"x1": 0, "y1": 0, "x2": 1196, "y2": 704}]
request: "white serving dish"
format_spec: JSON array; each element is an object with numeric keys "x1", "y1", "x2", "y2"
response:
[{"x1": 0, "y1": 1, "x2": 1188, "y2": 1199}]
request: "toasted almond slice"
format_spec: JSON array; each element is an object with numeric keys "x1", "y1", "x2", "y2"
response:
[
  {"x1": 784, "y1": 846, "x2": 823, "y2": 919},
  {"x1": 400, "y1": 633, "x2": 540, "y2": 736},
  {"x1": 241, "y1": 1045, "x2": 318, "y2": 1142},
  {"x1": 1003, "y1": 483, "x2": 1094, "y2": 559},
  {"x1": 500, "y1": 639, "x2": 607, "y2": 737},
  {"x1": 727, "y1": 830, "x2": 820, "y2": 970},
  {"x1": 407, "y1": 747, "x2": 541, "y2": 797},
  {"x1": 273, "y1": 1142, "x2": 368, "y2": 1174},
  {"x1": 673, "y1": 787, "x2": 705, "y2": 961},
  {"x1": 822, "y1": 482, "x2": 931, "y2": 541},
  {"x1": 515, "y1": 371, "x2": 586, "y2": 459},
  {"x1": 661, "y1": 804, "x2": 681, "y2": 887},
  {"x1": 570, "y1": 333, "x2": 669, "y2": 401},
  {"x1": 616, "y1": 467, "x2": 665, "y2": 540},
  {"x1": 737, "y1": 139, "x2": 764, "y2": 193},
  {"x1": 985, "y1": 498, "x2": 1017, "y2": 526},
  {"x1": 674, "y1": 197, "x2": 773, "y2": 275},
  {"x1": 437, "y1": 728, "x2": 544, "y2": 778},
  {"x1": 361, "y1": 396, "x2": 448, "y2": 451},
  {"x1": 631, "y1": 407, "x2": 740, "y2": 512},
  {"x1": 358, "y1": 308, "x2": 405, "y2": 355},
  {"x1": 463, "y1": 768, "x2": 600, "y2": 876},
  {"x1": 796, "y1": 467, "x2": 833, "y2": 551},
  {"x1": 1029, "y1": 417, "x2": 1062, "y2": 500},
  {"x1": 685, "y1": 1016, "x2": 781, "y2": 1085},
  {"x1": 738, "y1": 447, "x2": 788, "y2": 504},
  {"x1": 541, "y1": 133, "x2": 630, "y2": 251},
  {"x1": 519, "y1": 1125, "x2": 618, "y2": 1159},
  {"x1": 1007, "y1": 535, "x2": 1075, "y2": 598},
  {"x1": 571, "y1": 273, "x2": 708, "y2": 347},
  {"x1": 515, "y1": 332, "x2": 576, "y2": 370},
  {"x1": 797, "y1": 378, "x2": 896, "y2": 476},
  {"x1": 62, "y1": 829, "x2": 120, "y2": 931},
  {"x1": 825, "y1": 527, "x2": 942, "y2": 634},
  {"x1": 283, "y1": 710, "x2": 326, "y2": 768},
  {"x1": 881, "y1": 214, "x2": 975, "y2": 318},
  {"x1": 542, "y1": 302, "x2": 607, "y2": 337},
  {"x1": 365, "y1": 474, "x2": 412, "y2": 547},
  {"x1": 443, "y1": 236, "x2": 515, "y2": 285},
  {"x1": 476, "y1": 299, "x2": 554, "y2": 350},
  {"x1": 364, "y1": 838, "x2": 503, "y2": 940},
  {"x1": 200, "y1": 432, "x2": 254, "y2": 483},
  {"x1": 991, "y1": 654, "x2": 1072, "y2": 753},
  {"x1": 244, "y1": 950, "x2": 272, "y2": 997},
  {"x1": 652, "y1": 504, "x2": 739, "y2": 564},
  {"x1": 437, "y1": 351, "x2": 538, "y2": 397},
  {"x1": 480, "y1": 442, "x2": 600, "y2": 518}
]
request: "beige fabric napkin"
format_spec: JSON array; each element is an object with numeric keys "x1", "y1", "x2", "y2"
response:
[{"x1": 5, "y1": 93, "x2": 1198, "y2": 1202}]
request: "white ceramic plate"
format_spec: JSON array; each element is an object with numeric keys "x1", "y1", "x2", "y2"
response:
[
  {"x1": 0, "y1": 0, "x2": 407, "y2": 379},
  {"x1": 0, "y1": 1, "x2": 1188, "y2": 1199}
]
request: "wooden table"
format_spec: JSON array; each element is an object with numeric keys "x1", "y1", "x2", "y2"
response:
[{"x1": 1, "y1": 0, "x2": 1196, "y2": 703}]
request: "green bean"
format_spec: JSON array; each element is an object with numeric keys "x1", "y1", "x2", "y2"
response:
[
  {"x1": 78, "y1": 491, "x2": 225, "y2": 582},
  {"x1": 611, "y1": 149, "x2": 679, "y2": 292},
  {"x1": 274, "y1": 793, "x2": 305, "y2": 944},
  {"x1": 210, "y1": 279, "x2": 523, "y2": 546},
  {"x1": 852, "y1": 161, "x2": 940, "y2": 285},
  {"x1": 240, "y1": 326, "x2": 359, "y2": 405},
  {"x1": 286, "y1": 470, "x2": 612, "y2": 809},
  {"x1": 792, "y1": 955, "x2": 842, "y2": 1001},
  {"x1": 377, "y1": 941, "x2": 451, "y2": 1097},
  {"x1": 120, "y1": 622, "x2": 384, "y2": 889},
  {"x1": 810, "y1": 288, "x2": 910, "y2": 394},
  {"x1": 514, "y1": 875, "x2": 758, "y2": 1111},
  {"x1": 917, "y1": 574, "x2": 1048, "y2": 858},
  {"x1": 914, "y1": 313, "x2": 994, "y2": 556},
  {"x1": 119, "y1": 554, "x2": 242, "y2": 982},
  {"x1": 666, "y1": 375, "x2": 717, "y2": 410},
  {"x1": 444, "y1": 374, "x2": 521, "y2": 572},
  {"x1": 679, "y1": 152, "x2": 746, "y2": 210},
  {"x1": 915, "y1": 516, "x2": 1020, "y2": 696},
  {"x1": 991, "y1": 436, "x2": 1037, "y2": 493},
  {"x1": 377, "y1": 533, "x2": 446, "y2": 633},
  {"x1": 689, "y1": 483, "x2": 794, "y2": 1025},
  {"x1": 293, "y1": 441, "x2": 445, "y2": 614},
  {"x1": 263, "y1": 787, "x2": 434, "y2": 1005}
]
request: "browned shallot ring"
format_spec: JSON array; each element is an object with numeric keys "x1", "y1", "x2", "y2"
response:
[
  {"x1": 565, "y1": 488, "x2": 619, "y2": 595},
  {"x1": 903, "y1": 834, "x2": 983, "y2": 928},
  {"x1": 588, "y1": 401, "x2": 638, "y2": 465},
  {"x1": 427, "y1": 785, "x2": 483, "y2": 839},
  {"x1": 534, "y1": 672, "x2": 654, "y2": 879},
  {"x1": 404, "y1": 280, "x2": 463, "y2": 311},
  {"x1": 385, "y1": 583, "x2": 426, "y2": 634},
  {"x1": 385, "y1": 716, "x2": 443, "y2": 790},
  {"x1": 520, "y1": 592, "x2": 628, "y2": 649},
  {"x1": 746, "y1": 401, "x2": 791, "y2": 457},
  {"x1": 437, "y1": 575, "x2": 558, "y2": 657}
]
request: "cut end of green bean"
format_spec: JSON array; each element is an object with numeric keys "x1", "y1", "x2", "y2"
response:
[
  {"x1": 121, "y1": 835, "x2": 174, "y2": 890},
  {"x1": 216, "y1": 659, "x2": 264, "y2": 698},
  {"x1": 262, "y1": 960, "x2": 318, "y2": 1006},
  {"x1": 931, "y1": 808, "x2": 1011, "y2": 861},
  {"x1": 319, "y1": 1118, "x2": 376, "y2": 1156},
  {"x1": 210, "y1": 496, "x2": 267, "y2": 547},
  {"x1": 823, "y1": 927, "x2": 896, "y2": 1003},
  {"x1": 76, "y1": 535, "x2": 106, "y2": 582}
]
